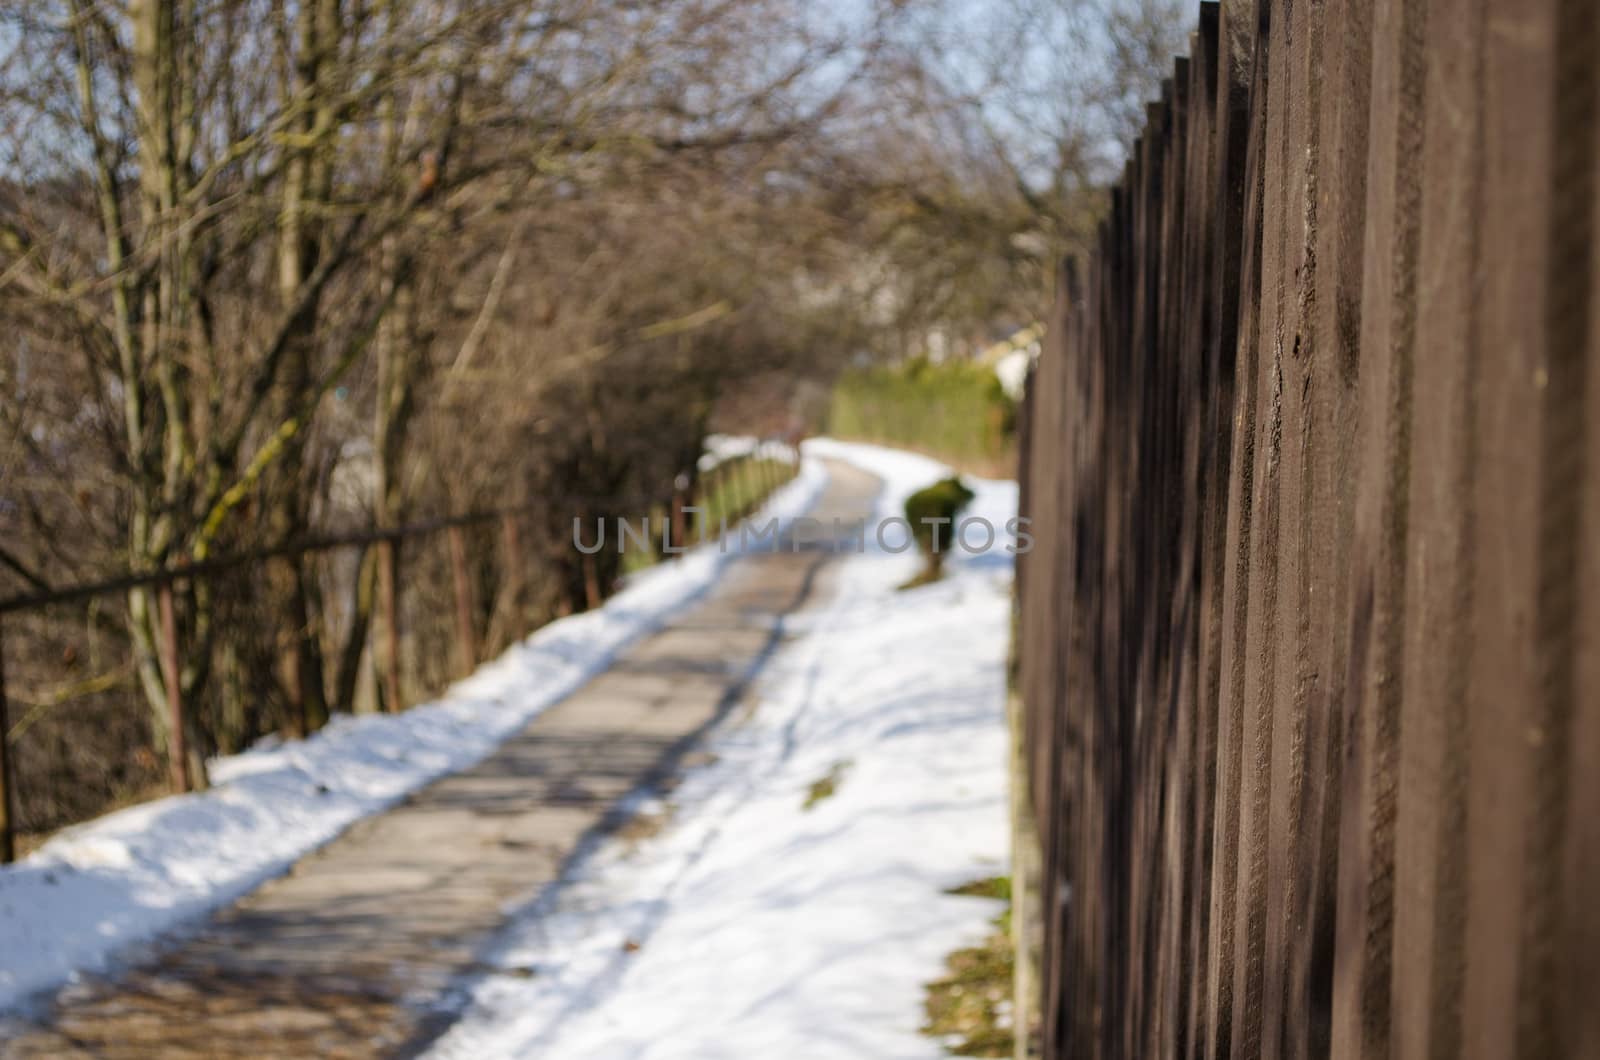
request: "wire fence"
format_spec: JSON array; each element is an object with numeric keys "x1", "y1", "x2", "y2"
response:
[{"x1": 0, "y1": 444, "x2": 800, "y2": 863}]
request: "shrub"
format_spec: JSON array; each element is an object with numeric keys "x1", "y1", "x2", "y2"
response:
[{"x1": 904, "y1": 476, "x2": 975, "y2": 582}]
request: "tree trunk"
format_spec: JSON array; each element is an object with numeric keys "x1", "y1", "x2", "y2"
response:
[{"x1": 269, "y1": 0, "x2": 342, "y2": 736}]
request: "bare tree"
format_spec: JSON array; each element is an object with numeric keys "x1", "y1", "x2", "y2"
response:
[{"x1": 0, "y1": 0, "x2": 868, "y2": 799}]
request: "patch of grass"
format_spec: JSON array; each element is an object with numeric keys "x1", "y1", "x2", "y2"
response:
[
  {"x1": 923, "y1": 877, "x2": 1015, "y2": 1058},
  {"x1": 945, "y1": 876, "x2": 1011, "y2": 901},
  {"x1": 802, "y1": 759, "x2": 851, "y2": 810}
]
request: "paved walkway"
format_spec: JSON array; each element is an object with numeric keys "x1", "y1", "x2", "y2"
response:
[{"x1": 0, "y1": 460, "x2": 880, "y2": 1059}]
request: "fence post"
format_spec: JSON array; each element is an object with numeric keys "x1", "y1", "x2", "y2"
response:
[
  {"x1": 582, "y1": 551, "x2": 602, "y2": 611},
  {"x1": 377, "y1": 539, "x2": 403, "y2": 712},
  {"x1": 158, "y1": 582, "x2": 190, "y2": 793},
  {"x1": 448, "y1": 525, "x2": 477, "y2": 678},
  {"x1": 0, "y1": 618, "x2": 15, "y2": 864},
  {"x1": 737, "y1": 456, "x2": 757, "y2": 519},
  {"x1": 500, "y1": 513, "x2": 527, "y2": 638},
  {"x1": 712, "y1": 468, "x2": 722, "y2": 526},
  {"x1": 671, "y1": 482, "x2": 688, "y2": 555}
]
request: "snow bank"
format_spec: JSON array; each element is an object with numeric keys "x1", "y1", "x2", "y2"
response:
[
  {"x1": 0, "y1": 460, "x2": 826, "y2": 1014},
  {"x1": 426, "y1": 439, "x2": 1017, "y2": 1059},
  {"x1": 698, "y1": 433, "x2": 799, "y2": 472}
]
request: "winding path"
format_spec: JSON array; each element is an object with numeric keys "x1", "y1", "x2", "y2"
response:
[{"x1": 0, "y1": 461, "x2": 879, "y2": 1059}]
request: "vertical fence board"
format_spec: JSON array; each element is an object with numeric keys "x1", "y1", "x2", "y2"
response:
[
  {"x1": 1326, "y1": 0, "x2": 1426, "y2": 1052},
  {"x1": 1518, "y1": 3, "x2": 1594, "y2": 1057},
  {"x1": 1291, "y1": 0, "x2": 1371, "y2": 1054},
  {"x1": 1190, "y1": 7, "x2": 1251, "y2": 1054},
  {"x1": 1206, "y1": 7, "x2": 1269, "y2": 1057},
  {"x1": 1390, "y1": 0, "x2": 1480, "y2": 1055},
  {"x1": 1460, "y1": 2, "x2": 1560, "y2": 1057},
  {"x1": 1152, "y1": 56, "x2": 1194, "y2": 1060},
  {"x1": 1566, "y1": 52, "x2": 1600, "y2": 1058},
  {"x1": 1259, "y1": 0, "x2": 1329, "y2": 1055},
  {"x1": 1172, "y1": 25, "x2": 1219, "y2": 1060},
  {"x1": 1229, "y1": 1, "x2": 1292, "y2": 1052}
]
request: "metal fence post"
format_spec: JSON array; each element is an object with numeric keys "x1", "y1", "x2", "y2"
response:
[
  {"x1": 500, "y1": 513, "x2": 527, "y2": 638},
  {"x1": 691, "y1": 474, "x2": 706, "y2": 542},
  {"x1": 377, "y1": 538, "x2": 402, "y2": 712},
  {"x1": 737, "y1": 456, "x2": 757, "y2": 519},
  {"x1": 0, "y1": 618, "x2": 15, "y2": 863},
  {"x1": 671, "y1": 484, "x2": 688, "y2": 555},
  {"x1": 157, "y1": 582, "x2": 190, "y2": 793},
  {"x1": 448, "y1": 525, "x2": 477, "y2": 678}
]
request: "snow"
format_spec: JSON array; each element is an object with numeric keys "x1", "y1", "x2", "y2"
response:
[
  {"x1": 697, "y1": 433, "x2": 799, "y2": 473},
  {"x1": 425, "y1": 438, "x2": 1018, "y2": 1059},
  {"x1": 0, "y1": 456, "x2": 826, "y2": 1015},
  {"x1": 0, "y1": 439, "x2": 1018, "y2": 1053}
]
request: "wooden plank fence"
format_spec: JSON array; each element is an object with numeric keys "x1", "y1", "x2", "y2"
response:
[{"x1": 1014, "y1": 0, "x2": 1599, "y2": 1056}]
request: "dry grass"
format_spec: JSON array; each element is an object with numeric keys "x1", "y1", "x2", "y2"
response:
[
  {"x1": 923, "y1": 877, "x2": 1015, "y2": 1058},
  {"x1": 802, "y1": 759, "x2": 851, "y2": 810}
]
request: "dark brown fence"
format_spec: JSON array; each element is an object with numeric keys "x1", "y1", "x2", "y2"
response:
[
  {"x1": 1014, "y1": 0, "x2": 1598, "y2": 1056},
  {"x1": 0, "y1": 448, "x2": 798, "y2": 864}
]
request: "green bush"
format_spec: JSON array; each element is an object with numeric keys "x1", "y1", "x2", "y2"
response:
[
  {"x1": 904, "y1": 476, "x2": 975, "y2": 579},
  {"x1": 826, "y1": 358, "x2": 1015, "y2": 471}
]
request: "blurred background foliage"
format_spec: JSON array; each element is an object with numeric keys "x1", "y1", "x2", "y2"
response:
[{"x1": 828, "y1": 360, "x2": 1018, "y2": 474}]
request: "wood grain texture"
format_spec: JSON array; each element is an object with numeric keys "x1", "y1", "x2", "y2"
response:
[{"x1": 1013, "y1": 1, "x2": 1597, "y2": 1055}]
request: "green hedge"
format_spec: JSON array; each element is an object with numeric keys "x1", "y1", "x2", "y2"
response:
[{"x1": 826, "y1": 359, "x2": 1015, "y2": 469}]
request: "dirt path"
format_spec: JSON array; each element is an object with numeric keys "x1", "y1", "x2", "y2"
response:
[{"x1": 0, "y1": 460, "x2": 880, "y2": 1059}]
